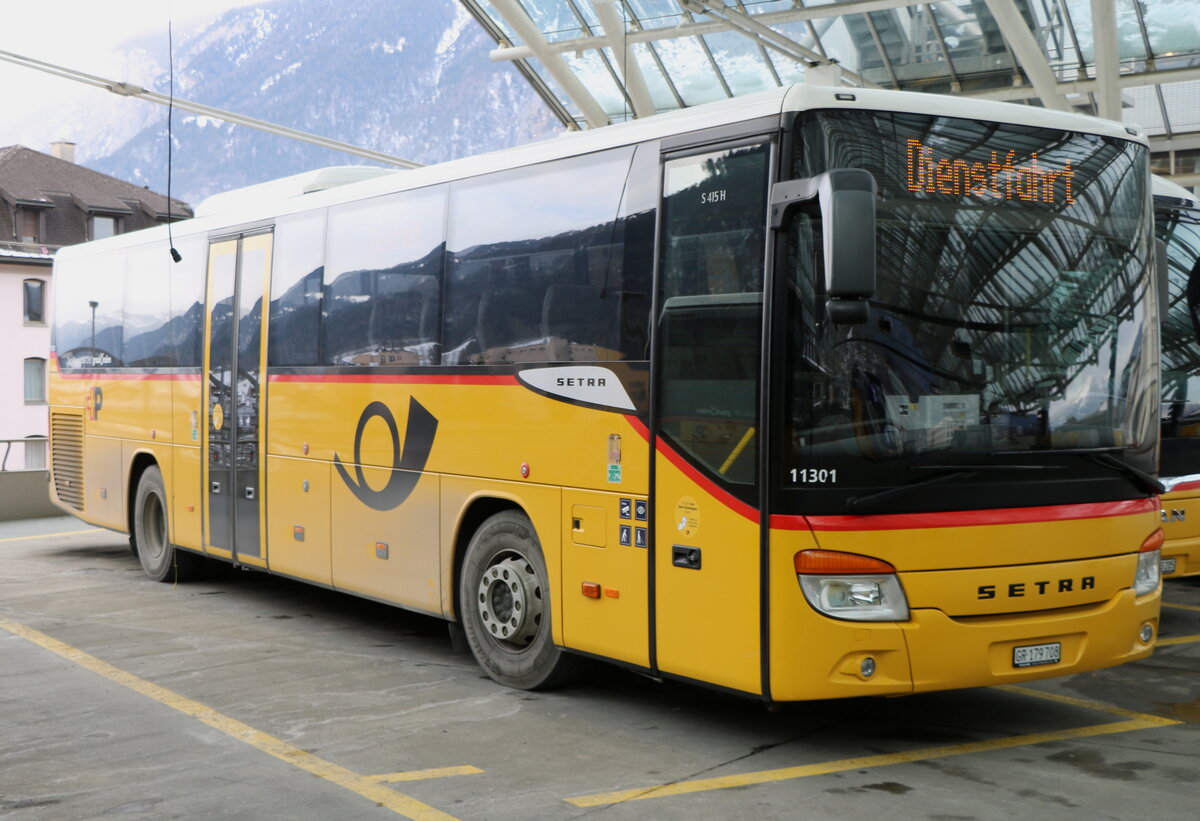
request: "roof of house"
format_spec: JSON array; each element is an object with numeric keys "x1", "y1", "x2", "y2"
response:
[{"x1": 0, "y1": 145, "x2": 191, "y2": 219}]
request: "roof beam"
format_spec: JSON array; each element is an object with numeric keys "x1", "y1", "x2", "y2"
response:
[
  {"x1": 1089, "y1": 0, "x2": 1121, "y2": 120},
  {"x1": 961, "y1": 63, "x2": 1200, "y2": 103},
  {"x1": 982, "y1": 0, "x2": 1072, "y2": 112},
  {"x1": 491, "y1": 0, "x2": 921, "y2": 62},
  {"x1": 0, "y1": 48, "x2": 422, "y2": 168},
  {"x1": 488, "y1": 0, "x2": 612, "y2": 128},
  {"x1": 593, "y1": 0, "x2": 655, "y2": 117},
  {"x1": 685, "y1": 0, "x2": 878, "y2": 87}
]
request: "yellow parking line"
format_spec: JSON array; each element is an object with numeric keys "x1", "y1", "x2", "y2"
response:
[
  {"x1": 367, "y1": 766, "x2": 483, "y2": 783},
  {"x1": 1163, "y1": 602, "x2": 1200, "y2": 612},
  {"x1": 0, "y1": 528, "x2": 101, "y2": 543},
  {"x1": 996, "y1": 684, "x2": 1167, "y2": 720},
  {"x1": 1158, "y1": 634, "x2": 1200, "y2": 646},
  {"x1": 566, "y1": 689, "x2": 1181, "y2": 807},
  {"x1": 0, "y1": 618, "x2": 465, "y2": 821}
]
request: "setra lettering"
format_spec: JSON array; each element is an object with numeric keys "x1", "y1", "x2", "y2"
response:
[
  {"x1": 556, "y1": 377, "x2": 607, "y2": 388},
  {"x1": 978, "y1": 576, "x2": 1096, "y2": 600}
]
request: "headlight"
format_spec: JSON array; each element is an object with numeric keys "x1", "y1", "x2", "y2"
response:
[
  {"x1": 1133, "y1": 528, "x2": 1163, "y2": 596},
  {"x1": 795, "y1": 550, "x2": 910, "y2": 622}
]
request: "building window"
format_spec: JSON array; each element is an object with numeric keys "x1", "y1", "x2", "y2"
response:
[
  {"x1": 17, "y1": 208, "x2": 41, "y2": 243},
  {"x1": 90, "y1": 215, "x2": 120, "y2": 240},
  {"x1": 23, "y1": 357, "x2": 46, "y2": 403},
  {"x1": 24, "y1": 436, "x2": 47, "y2": 470},
  {"x1": 23, "y1": 279, "x2": 45, "y2": 324}
]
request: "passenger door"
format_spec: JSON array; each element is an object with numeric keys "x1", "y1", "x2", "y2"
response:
[
  {"x1": 204, "y1": 232, "x2": 273, "y2": 566},
  {"x1": 653, "y1": 140, "x2": 772, "y2": 694}
]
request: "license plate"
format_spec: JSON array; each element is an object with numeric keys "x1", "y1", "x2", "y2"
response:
[
  {"x1": 1161, "y1": 557, "x2": 1177, "y2": 575},
  {"x1": 1013, "y1": 641, "x2": 1061, "y2": 668}
]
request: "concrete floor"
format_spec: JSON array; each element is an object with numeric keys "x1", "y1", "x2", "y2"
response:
[{"x1": 1, "y1": 516, "x2": 1197, "y2": 821}]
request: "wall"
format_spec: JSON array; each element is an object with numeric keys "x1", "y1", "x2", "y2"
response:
[{"x1": 1, "y1": 259, "x2": 53, "y2": 453}]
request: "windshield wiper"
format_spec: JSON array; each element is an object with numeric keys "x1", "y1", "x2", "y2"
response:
[
  {"x1": 990, "y1": 446, "x2": 1165, "y2": 495},
  {"x1": 845, "y1": 464, "x2": 1053, "y2": 515},
  {"x1": 1083, "y1": 452, "x2": 1164, "y2": 495}
]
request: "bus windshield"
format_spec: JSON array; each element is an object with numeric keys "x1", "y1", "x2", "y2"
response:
[
  {"x1": 784, "y1": 110, "x2": 1155, "y2": 508},
  {"x1": 1157, "y1": 196, "x2": 1200, "y2": 479}
]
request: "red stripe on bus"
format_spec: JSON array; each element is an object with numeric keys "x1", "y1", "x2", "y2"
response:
[
  {"x1": 1166, "y1": 480, "x2": 1200, "y2": 494},
  {"x1": 624, "y1": 415, "x2": 650, "y2": 441},
  {"x1": 268, "y1": 373, "x2": 518, "y2": 386},
  {"x1": 655, "y1": 438, "x2": 760, "y2": 524},
  {"x1": 779, "y1": 497, "x2": 1158, "y2": 532}
]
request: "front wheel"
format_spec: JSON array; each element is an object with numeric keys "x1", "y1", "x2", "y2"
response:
[
  {"x1": 133, "y1": 465, "x2": 203, "y2": 583},
  {"x1": 458, "y1": 510, "x2": 579, "y2": 690}
]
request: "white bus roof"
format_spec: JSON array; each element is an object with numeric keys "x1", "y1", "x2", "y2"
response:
[{"x1": 56, "y1": 83, "x2": 1151, "y2": 263}]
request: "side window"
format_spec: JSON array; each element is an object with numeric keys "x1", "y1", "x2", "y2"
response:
[
  {"x1": 23, "y1": 279, "x2": 45, "y2": 324},
  {"x1": 444, "y1": 147, "x2": 636, "y2": 364},
  {"x1": 122, "y1": 247, "x2": 173, "y2": 366},
  {"x1": 322, "y1": 187, "x2": 446, "y2": 366},
  {"x1": 658, "y1": 142, "x2": 770, "y2": 488},
  {"x1": 24, "y1": 357, "x2": 46, "y2": 403},
  {"x1": 53, "y1": 251, "x2": 125, "y2": 368},
  {"x1": 167, "y1": 235, "x2": 207, "y2": 368},
  {"x1": 269, "y1": 210, "x2": 327, "y2": 367}
]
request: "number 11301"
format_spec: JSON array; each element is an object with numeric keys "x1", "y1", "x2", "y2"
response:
[{"x1": 790, "y1": 468, "x2": 838, "y2": 484}]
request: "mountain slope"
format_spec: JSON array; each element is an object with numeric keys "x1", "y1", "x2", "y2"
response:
[{"x1": 90, "y1": 0, "x2": 561, "y2": 206}]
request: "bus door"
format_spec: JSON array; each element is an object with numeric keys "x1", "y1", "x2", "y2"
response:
[
  {"x1": 653, "y1": 140, "x2": 772, "y2": 695},
  {"x1": 203, "y1": 231, "x2": 273, "y2": 566}
]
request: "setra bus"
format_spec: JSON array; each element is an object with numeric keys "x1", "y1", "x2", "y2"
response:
[
  {"x1": 48, "y1": 84, "x2": 1164, "y2": 700},
  {"x1": 1154, "y1": 175, "x2": 1200, "y2": 579}
]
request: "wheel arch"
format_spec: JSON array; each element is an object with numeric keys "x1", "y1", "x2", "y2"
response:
[
  {"x1": 450, "y1": 495, "x2": 525, "y2": 622},
  {"x1": 126, "y1": 450, "x2": 160, "y2": 538}
]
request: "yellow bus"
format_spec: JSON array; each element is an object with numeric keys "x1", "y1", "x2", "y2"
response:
[
  {"x1": 1155, "y1": 175, "x2": 1200, "y2": 579},
  {"x1": 49, "y1": 84, "x2": 1164, "y2": 700}
]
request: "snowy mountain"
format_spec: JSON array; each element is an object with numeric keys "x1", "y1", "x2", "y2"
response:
[{"x1": 87, "y1": 0, "x2": 562, "y2": 206}]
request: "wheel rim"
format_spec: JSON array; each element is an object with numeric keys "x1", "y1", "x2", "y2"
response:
[
  {"x1": 141, "y1": 492, "x2": 167, "y2": 562},
  {"x1": 476, "y1": 553, "x2": 543, "y2": 649}
]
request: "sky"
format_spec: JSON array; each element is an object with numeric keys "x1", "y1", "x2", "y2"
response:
[{"x1": 0, "y1": 1, "x2": 262, "y2": 154}]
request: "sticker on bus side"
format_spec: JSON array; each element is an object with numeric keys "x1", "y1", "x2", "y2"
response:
[{"x1": 517, "y1": 366, "x2": 636, "y2": 412}]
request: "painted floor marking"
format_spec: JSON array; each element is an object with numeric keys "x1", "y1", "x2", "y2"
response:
[
  {"x1": 0, "y1": 618, "x2": 469, "y2": 821},
  {"x1": 1158, "y1": 633, "x2": 1200, "y2": 646},
  {"x1": 1163, "y1": 601, "x2": 1200, "y2": 612},
  {"x1": 566, "y1": 686, "x2": 1181, "y2": 808},
  {"x1": 0, "y1": 528, "x2": 101, "y2": 544},
  {"x1": 367, "y1": 766, "x2": 484, "y2": 783}
]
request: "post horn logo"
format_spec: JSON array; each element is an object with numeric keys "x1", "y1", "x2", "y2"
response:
[{"x1": 334, "y1": 398, "x2": 438, "y2": 511}]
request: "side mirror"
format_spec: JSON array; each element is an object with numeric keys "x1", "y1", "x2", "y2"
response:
[
  {"x1": 1155, "y1": 237, "x2": 1168, "y2": 324},
  {"x1": 772, "y1": 169, "x2": 877, "y2": 323}
]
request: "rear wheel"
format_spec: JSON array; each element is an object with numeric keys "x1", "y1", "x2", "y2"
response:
[
  {"x1": 133, "y1": 466, "x2": 202, "y2": 582},
  {"x1": 458, "y1": 510, "x2": 579, "y2": 690}
]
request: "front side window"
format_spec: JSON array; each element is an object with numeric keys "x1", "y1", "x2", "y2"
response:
[
  {"x1": 783, "y1": 110, "x2": 1154, "y2": 512},
  {"x1": 23, "y1": 279, "x2": 45, "y2": 323},
  {"x1": 658, "y1": 142, "x2": 770, "y2": 492}
]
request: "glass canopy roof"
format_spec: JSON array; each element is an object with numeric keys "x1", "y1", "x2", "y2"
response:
[{"x1": 460, "y1": 0, "x2": 1200, "y2": 184}]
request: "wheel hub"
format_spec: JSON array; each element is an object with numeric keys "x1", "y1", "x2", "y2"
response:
[{"x1": 476, "y1": 555, "x2": 543, "y2": 647}]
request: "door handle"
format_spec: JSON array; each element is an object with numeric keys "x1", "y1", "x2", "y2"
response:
[
  {"x1": 211, "y1": 481, "x2": 221, "y2": 494},
  {"x1": 672, "y1": 545, "x2": 701, "y2": 570}
]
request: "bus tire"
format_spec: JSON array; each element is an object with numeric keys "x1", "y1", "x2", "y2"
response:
[
  {"x1": 458, "y1": 510, "x2": 579, "y2": 690},
  {"x1": 133, "y1": 465, "x2": 202, "y2": 583}
]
